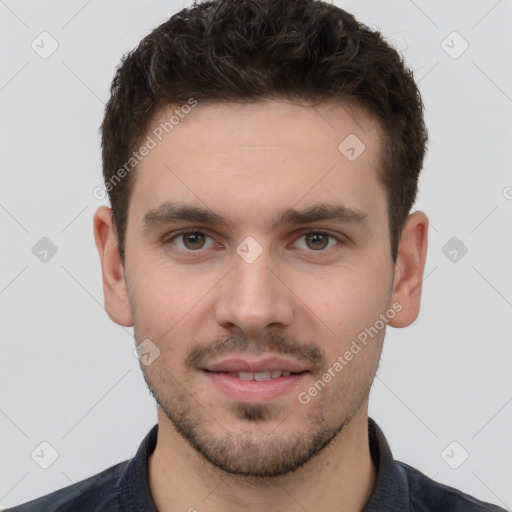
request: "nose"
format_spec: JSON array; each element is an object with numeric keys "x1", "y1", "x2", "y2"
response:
[{"x1": 214, "y1": 246, "x2": 295, "y2": 337}]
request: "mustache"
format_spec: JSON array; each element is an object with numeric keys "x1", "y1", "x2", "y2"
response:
[{"x1": 185, "y1": 332, "x2": 325, "y2": 371}]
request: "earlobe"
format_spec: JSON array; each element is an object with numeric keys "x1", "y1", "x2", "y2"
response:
[
  {"x1": 388, "y1": 211, "x2": 429, "y2": 328},
  {"x1": 93, "y1": 206, "x2": 133, "y2": 327}
]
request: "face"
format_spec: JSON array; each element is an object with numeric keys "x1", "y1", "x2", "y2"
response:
[{"x1": 102, "y1": 100, "x2": 405, "y2": 477}]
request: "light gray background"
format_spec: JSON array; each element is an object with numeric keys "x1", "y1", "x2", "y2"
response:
[{"x1": 1, "y1": 0, "x2": 511, "y2": 510}]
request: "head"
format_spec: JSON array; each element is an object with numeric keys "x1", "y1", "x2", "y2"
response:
[{"x1": 94, "y1": 0, "x2": 428, "y2": 479}]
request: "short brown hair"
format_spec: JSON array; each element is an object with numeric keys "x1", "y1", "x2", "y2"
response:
[{"x1": 100, "y1": 0, "x2": 427, "y2": 264}]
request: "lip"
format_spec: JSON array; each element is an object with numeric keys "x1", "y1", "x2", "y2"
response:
[
  {"x1": 201, "y1": 356, "x2": 310, "y2": 374},
  {"x1": 202, "y1": 370, "x2": 309, "y2": 403}
]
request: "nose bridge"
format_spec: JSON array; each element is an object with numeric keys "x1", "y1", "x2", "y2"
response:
[{"x1": 215, "y1": 242, "x2": 294, "y2": 333}]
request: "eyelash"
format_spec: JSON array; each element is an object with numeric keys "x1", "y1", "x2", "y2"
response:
[{"x1": 164, "y1": 228, "x2": 344, "y2": 253}]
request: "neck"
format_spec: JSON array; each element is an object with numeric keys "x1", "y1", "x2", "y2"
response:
[{"x1": 148, "y1": 407, "x2": 377, "y2": 512}]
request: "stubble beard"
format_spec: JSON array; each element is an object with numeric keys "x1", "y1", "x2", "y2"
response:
[{"x1": 140, "y1": 360, "x2": 376, "y2": 479}]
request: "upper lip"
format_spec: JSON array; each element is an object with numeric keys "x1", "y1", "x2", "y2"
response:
[{"x1": 202, "y1": 357, "x2": 310, "y2": 374}]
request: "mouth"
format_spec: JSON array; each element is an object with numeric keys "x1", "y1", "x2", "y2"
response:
[
  {"x1": 200, "y1": 358, "x2": 311, "y2": 403},
  {"x1": 203, "y1": 369, "x2": 308, "y2": 381},
  {"x1": 201, "y1": 356, "x2": 310, "y2": 375}
]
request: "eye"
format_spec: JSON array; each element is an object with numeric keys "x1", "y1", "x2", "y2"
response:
[
  {"x1": 166, "y1": 229, "x2": 217, "y2": 251},
  {"x1": 163, "y1": 229, "x2": 343, "y2": 254},
  {"x1": 293, "y1": 230, "x2": 341, "y2": 251}
]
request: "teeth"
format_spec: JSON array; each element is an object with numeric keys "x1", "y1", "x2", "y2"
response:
[
  {"x1": 254, "y1": 371, "x2": 272, "y2": 381},
  {"x1": 230, "y1": 370, "x2": 293, "y2": 381}
]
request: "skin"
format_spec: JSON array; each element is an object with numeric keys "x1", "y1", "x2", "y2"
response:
[{"x1": 94, "y1": 99, "x2": 428, "y2": 512}]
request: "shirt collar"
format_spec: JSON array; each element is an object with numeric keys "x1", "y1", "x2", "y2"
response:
[
  {"x1": 118, "y1": 423, "x2": 159, "y2": 511},
  {"x1": 118, "y1": 417, "x2": 408, "y2": 511},
  {"x1": 363, "y1": 417, "x2": 410, "y2": 511}
]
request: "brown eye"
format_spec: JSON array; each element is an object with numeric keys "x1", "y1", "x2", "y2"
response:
[
  {"x1": 181, "y1": 232, "x2": 206, "y2": 250},
  {"x1": 305, "y1": 232, "x2": 329, "y2": 250},
  {"x1": 166, "y1": 230, "x2": 216, "y2": 251},
  {"x1": 293, "y1": 231, "x2": 341, "y2": 252}
]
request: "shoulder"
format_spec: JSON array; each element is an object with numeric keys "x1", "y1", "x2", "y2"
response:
[
  {"x1": 1, "y1": 460, "x2": 128, "y2": 512},
  {"x1": 397, "y1": 461, "x2": 507, "y2": 512}
]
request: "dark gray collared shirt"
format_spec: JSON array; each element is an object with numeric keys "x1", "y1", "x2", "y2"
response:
[{"x1": 3, "y1": 418, "x2": 506, "y2": 511}]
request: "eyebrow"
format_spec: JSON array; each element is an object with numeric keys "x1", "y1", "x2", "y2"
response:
[{"x1": 141, "y1": 202, "x2": 369, "y2": 233}]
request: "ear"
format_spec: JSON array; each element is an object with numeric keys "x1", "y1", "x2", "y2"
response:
[
  {"x1": 388, "y1": 210, "x2": 429, "y2": 328},
  {"x1": 93, "y1": 206, "x2": 133, "y2": 327}
]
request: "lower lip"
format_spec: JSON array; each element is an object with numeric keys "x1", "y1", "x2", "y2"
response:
[{"x1": 202, "y1": 371, "x2": 309, "y2": 403}]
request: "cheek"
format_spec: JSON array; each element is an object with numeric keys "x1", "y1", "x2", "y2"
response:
[
  {"x1": 296, "y1": 264, "x2": 390, "y2": 350},
  {"x1": 127, "y1": 260, "x2": 220, "y2": 337}
]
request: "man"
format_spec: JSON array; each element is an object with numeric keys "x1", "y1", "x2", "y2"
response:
[{"x1": 5, "y1": 0, "x2": 506, "y2": 510}]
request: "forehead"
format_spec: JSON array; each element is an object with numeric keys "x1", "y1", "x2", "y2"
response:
[
  {"x1": 146, "y1": 98, "x2": 382, "y2": 158},
  {"x1": 128, "y1": 99, "x2": 386, "y2": 230}
]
